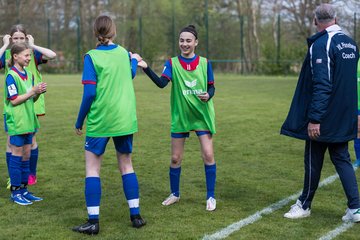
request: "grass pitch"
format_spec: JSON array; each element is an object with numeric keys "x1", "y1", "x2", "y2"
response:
[{"x1": 0, "y1": 74, "x2": 359, "y2": 239}]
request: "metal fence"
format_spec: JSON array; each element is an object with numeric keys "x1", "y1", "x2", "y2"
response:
[{"x1": 0, "y1": 1, "x2": 359, "y2": 75}]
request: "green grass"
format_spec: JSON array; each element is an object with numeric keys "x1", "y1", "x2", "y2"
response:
[{"x1": 0, "y1": 74, "x2": 359, "y2": 239}]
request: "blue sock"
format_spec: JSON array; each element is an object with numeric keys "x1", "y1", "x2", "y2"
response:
[
  {"x1": 205, "y1": 164, "x2": 216, "y2": 199},
  {"x1": 85, "y1": 177, "x2": 101, "y2": 220},
  {"x1": 122, "y1": 173, "x2": 140, "y2": 216},
  {"x1": 9, "y1": 155, "x2": 22, "y2": 187},
  {"x1": 355, "y1": 138, "x2": 360, "y2": 160},
  {"x1": 169, "y1": 167, "x2": 181, "y2": 197},
  {"x1": 6, "y1": 152, "x2": 11, "y2": 176},
  {"x1": 21, "y1": 160, "x2": 30, "y2": 184},
  {"x1": 29, "y1": 147, "x2": 39, "y2": 176}
]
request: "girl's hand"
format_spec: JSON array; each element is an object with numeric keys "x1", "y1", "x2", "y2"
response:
[
  {"x1": 137, "y1": 60, "x2": 148, "y2": 68},
  {"x1": 33, "y1": 82, "x2": 47, "y2": 95},
  {"x1": 75, "y1": 127, "x2": 83, "y2": 135},
  {"x1": 197, "y1": 92, "x2": 209, "y2": 102},
  {"x1": 26, "y1": 35, "x2": 35, "y2": 48},
  {"x1": 3, "y1": 34, "x2": 11, "y2": 46},
  {"x1": 130, "y1": 52, "x2": 142, "y2": 62}
]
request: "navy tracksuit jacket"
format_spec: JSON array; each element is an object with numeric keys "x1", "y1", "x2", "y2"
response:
[
  {"x1": 281, "y1": 24, "x2": 360, "y2": 210},
  {"x1": 281, "y1": 24, "x2": 359, "y2": 143}
]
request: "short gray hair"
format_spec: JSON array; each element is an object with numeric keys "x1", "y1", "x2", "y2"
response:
[{"x1": 315, "y1": 4, "x2": 336, "y2": 23}]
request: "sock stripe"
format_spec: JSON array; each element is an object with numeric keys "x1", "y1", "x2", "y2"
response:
[
  {"x1": 87, "y1": 206, "x2": 100, "y2": 215},
  {"x1": 128, "y1": 199, "x2": 139, "y2": 208}
]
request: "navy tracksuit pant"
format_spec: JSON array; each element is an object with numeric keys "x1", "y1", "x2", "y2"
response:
[{"x1": 298, "y1": 140, "x2": 360, "y2": 210}]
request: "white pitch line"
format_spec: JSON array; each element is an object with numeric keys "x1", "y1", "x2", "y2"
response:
[
  {"x1": 202, "y1": 172, "x2": 340, "y2": 240},
  {"x1": 317, "y1": 166, "x2": 359, "y2": 240},
  {"x1": 318, "y1": 222, "x2": 354, "y2": 240}
]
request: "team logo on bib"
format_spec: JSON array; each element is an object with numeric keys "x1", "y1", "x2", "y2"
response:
[{"x1": 184, "y1": 79, "x2": 197, "y2": 88}]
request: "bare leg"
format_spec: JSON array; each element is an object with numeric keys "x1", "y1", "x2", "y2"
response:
[{"x1": 198, "y1": 134, "x2": 216, "y2": 211}]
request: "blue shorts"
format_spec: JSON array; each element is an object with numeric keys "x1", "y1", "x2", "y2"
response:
[
  {"x1": 85, "y1": 134, "x2": 133, "y2": 156},
  {"x1": 171, "y1": 131, "x2": 211, "y2": 138},
  {"x1": 10, "y1": 134, "x2": 33, "y2": 147}
]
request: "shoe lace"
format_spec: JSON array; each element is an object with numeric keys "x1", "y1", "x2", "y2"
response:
[
  {"x1": 288, "y1": 203, "x2": 302, "y2": 214},
  {"x1": 166, "y1": 194, "x2": 176, "y2": 201}
]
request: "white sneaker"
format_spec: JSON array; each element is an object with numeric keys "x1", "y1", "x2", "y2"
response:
[
  {"x1": 206, "y1": 197, "x2": 216, "y2": 211},
  {"x1": 342, "y1": 208, "x2": 360, "y2": 222},
  {"x1": 162, "y1": 193, "x2": 180, "y2": 206},
  {"x1": 284, "y1": 200, "x2": 311, "y2": 219}
]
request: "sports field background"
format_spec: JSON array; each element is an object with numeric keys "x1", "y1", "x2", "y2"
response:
[{"x1": 0, "y1": 74, "x2": 359, "y2": 239}]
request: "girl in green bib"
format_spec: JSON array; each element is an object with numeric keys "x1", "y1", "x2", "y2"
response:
[
  {"x1": 0, "y1": 25, "x2": 56, "y2": 186},
  {"x1": 5, "y1": 42, "x2": 47, "y2": 205},
  {"x1": 72, "y1": 15, "x2": 145, "y2": 235},
  {"x1": 139, "y1": 25, "x2": 217, "y2": 211}
]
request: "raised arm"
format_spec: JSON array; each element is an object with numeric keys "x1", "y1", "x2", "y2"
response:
[
  {"x1": 129, "y1": 52, "x2": 142, "y2": 79},
  {"x1": 27, "y1": 35, "x2": 56, "y2": 60},
  {"x1": 139, "y1": 60, "x2": 170, "y2": 88},
  {"x1": 0, "y1": 35, "x2": 11, "y2": 60}
]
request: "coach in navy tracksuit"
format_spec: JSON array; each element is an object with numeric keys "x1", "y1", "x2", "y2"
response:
[{"x1": 281, "y1": 3, "x2": 360, "y2": 222}]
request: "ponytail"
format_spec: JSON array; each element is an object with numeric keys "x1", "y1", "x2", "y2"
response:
[{"x1": 93, "y1": 15, "x2": 116, "y2": 47}]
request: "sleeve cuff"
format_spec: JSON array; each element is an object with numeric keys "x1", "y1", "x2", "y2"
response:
[{"x1": 309, "y1": 119, "x2": 320, "y2": 124}]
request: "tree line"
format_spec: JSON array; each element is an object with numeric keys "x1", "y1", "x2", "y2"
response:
[{"x1": 0, "y1": 0, "x2": 358, "y2": 74}]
